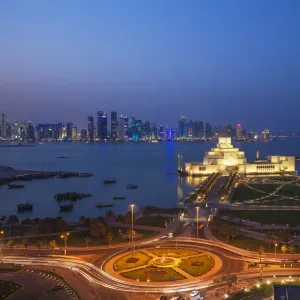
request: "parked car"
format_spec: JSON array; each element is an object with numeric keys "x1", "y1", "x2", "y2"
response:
[{"x1": 52, "y1": 285, "x2": 64, "y2": 291}]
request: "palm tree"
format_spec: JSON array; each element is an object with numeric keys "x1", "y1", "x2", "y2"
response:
[
  {"x1": 281, "y1": 244, "x2": 288, "y2": 267},
  {"x1": 289, "y1": 245, "x2": 295, "y2": 267},
  {"x1": 106, "y1": 232, "x2": 113, "y2": 245},
  {"x1": 258, "y1": 245, "x2": 265, "y2": 282},
  {"x1": 106, "y1": 210, "x2": 115, "y2": 221},
  {"x1": 7, "y1": 240, "x2": 14, "y2": 255},
  {"x1": 36, "y1": 240, "x2": 44, "y2": 257},
  {"x1": 49, "y1": 240, "x2": 57, "y2": 257},
  {"x1": 22, "y1": 239, "x2": 29, "y2": 256},
  {"x1": 258, "y1": 246, "x2": 265, "y2": 266},
  {"x1": 84, "y1": 236, "x2": 91, "y2": 248},
  {"x1": 265, "y1": 230, "x2": 273, "y2": 248}
]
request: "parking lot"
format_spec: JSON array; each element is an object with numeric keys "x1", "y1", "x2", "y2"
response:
[{"x1": 1, "y1": 269, "x2": 77, "y2": 300}]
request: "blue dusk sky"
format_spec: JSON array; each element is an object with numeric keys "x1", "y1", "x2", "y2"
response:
[{"x1": 0, "y1": 0, "x2": 299, "y2": 131}]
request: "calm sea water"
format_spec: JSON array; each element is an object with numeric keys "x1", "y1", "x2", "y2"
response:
[{"x1": 0, "y1": 139, "x2": 300, "y2": 221}]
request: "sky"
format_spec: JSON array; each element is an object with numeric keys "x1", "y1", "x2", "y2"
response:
[{"x1": 0, "y1": 0, "x2": 300, "y2": 131}]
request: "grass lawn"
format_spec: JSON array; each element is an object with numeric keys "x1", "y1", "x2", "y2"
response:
[
  {"x1": 121, "y1": 266, "x2": 185, "y2": 281},
  {"x1": 219, "y1": 210, "x2": 300, "y2": 226},
  {"x1": 0, "y1": 280, "x2": 22, "y2": 299},
  {"x1": 147, "y1": 248, "x2": 198, "y2": 258},
  {"x1": 113, "y1": 251, "x2": 152, "y2": 271},
  {"x1": 277, "y1": 184, "x2": 300, "y2": 196},
  {"x1": 231, "y1": 184, "x2": 265, "y2": 202},
  {"x1": 178, "y1": 255, "x2": 214, "y2": 277},
  {"x1": 213, "y1": 230, "x2": 272, "y2": 252},
  {"x1": 231, "y1": 184, "x2": 280, "y2": 203},
  {"x1": 135, "y1": 216, "x2": 171, "y2": 228}
]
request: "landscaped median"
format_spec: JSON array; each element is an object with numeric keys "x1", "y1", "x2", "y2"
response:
[
  {"x1": 0, "y1": 280, "x2": 22, "y2": 299},
  {"x1": 105, "y1": 247, "x2": 220, "y2": 284}
]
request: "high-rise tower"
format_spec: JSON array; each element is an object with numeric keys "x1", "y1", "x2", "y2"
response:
[{"x1": 110, "y1": 111, "x2": 118, "y2": 139}]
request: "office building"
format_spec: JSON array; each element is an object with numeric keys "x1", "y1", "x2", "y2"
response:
[
  {"x1": 26, "y1": 122, "x2": 35, "y2": 140},
  {"x1": 97, "y1": 111, "x2": 108, "y2": 139},
  {"x1": 236, "y1": 124, "x2": 243, "y2": 140},
  {"x1": 66, "y1": 122, "x2": 73, "y2": 140},
  {"x1": 205, "y1": 123, "x2": 213, "y2": 138},
  {"x1": 118, "y1": 115, "x2": 125, "y2": 141},
  {"x1": 36, "y1": 124, "x2": 57, "y2": 139},
  {"x1": 87, "y1": 116, "x2": 94, "y2": 141},
  {"x1": 110, "y1": 111, "x2": 118, "y2": 139},
  {"x1": 80, "y1": 129, "x2": 87, "y2": 141},
  {"x1": 72, "y1": 126, "x2": 77, "y2": 141},
  {"x1": 1, "y1": 112, "x2": 7, "y2": 138}
]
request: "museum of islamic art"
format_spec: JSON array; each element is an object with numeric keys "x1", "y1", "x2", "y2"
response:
[{"x1": 178, "y1": 137, "x2": 295, "y2": 176}]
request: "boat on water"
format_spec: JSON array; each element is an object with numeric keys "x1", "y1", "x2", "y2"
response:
[
  {"x1": 113, "y1": 196, "x2": 125, "y2": 200},
  {"x1": 103, "y1": 180, "x2": 116, "y2": 184},
  {"x1": 55, "y1": 192, "x2": 92, "y2": 200},
  {"x1": 59, "y1": 203, "x2": 74, "y2": 211},
  {"x1": 127, "y1": 184, "x2": 138, "y2": 189},
  {"x1": 95, "y1": 202, "x2": 114, "y2": 208},
  {"x1": 8, "y1": 184, "x2": 25, "y2": 189},
  {"x1": 17, "y1": 203, "x2": 33, "y2": 212}
]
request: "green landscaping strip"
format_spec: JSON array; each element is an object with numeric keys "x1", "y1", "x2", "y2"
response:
[{"x1": 121, "y1": 267, "x2": 185, "y2": 281}]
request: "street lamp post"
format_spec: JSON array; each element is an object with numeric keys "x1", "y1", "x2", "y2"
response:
[
  {"x1": 60, "y1": 232, "x2": 69, "y2": 256},
  {"x1": 130, "y1": 204, "x2": 135, "y2": 258},
  {"x1": 0, "y1": 231, "x2": 4, "y2": 255},
  {"x1": 196, "y1": 206, "x2": 199, "y2": 265},
  {"x1": 274, "y1": 242, "x2": 278, "y2": 278}
]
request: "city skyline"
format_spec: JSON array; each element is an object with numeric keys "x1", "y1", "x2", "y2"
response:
[{"x1": 1, "y1": 1, "x2": 300, "y2": 131}]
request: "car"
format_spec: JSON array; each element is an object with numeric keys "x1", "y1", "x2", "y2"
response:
[
  {"x1": 159, "y1": 296, "x2": 167, "y2": 300},
  {"x1": 190, "y1": 291, "x2": 199, "y2": 297}
]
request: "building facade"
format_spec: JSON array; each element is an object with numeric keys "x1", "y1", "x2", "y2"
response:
[
  {"x1": 97, "y1": 111, "x2": 107, "y2": 139},
  {"x1": 87, "y1": 116, "x2": 94, "y2": 141},
  {"x1": 110, "y1": 111, "x2": 118, "y2": 139},
  {"x1": 183, "y1": 137, "x2": 295, "y2": 176}
]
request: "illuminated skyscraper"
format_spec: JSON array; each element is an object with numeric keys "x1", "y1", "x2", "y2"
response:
[
  {"x1": 236, "y1": 124, "x2": 243, "y2": 140},
  {"x1": 72, "y1": 126, "x2": 77, "y2": 141},
  {"x1": 97, "y1": 111, "x2": 108, "y2": 139},
  {"x1": 110, "y1": 111, "x2": 118, "y2": 139},
  {"x1": 87, "y1": 116, "x2": 94, "y2": 141}
]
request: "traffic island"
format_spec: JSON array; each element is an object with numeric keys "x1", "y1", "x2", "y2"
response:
[{"x1": 105, "y1": 247, "x2": 221, "y2": 284}]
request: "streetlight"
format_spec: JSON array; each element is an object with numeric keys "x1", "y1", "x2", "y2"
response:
[
  {"x1": 196, "y1": 206, "x2": 199, "y2": 265},
  {"x1": 0, "y1": 230, "x2": 4, "y2": 255},
  {"x1": 274, "y1": 242, "x2": 278, "y2": 265},
  {"x1": 130, "y1": 204, "x2": 135, "y2": 258},
  {"x1": 60, "y1": 232, "x2": 69, "y2": 256}
]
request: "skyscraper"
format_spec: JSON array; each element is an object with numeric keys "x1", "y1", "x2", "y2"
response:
[
  {"x1": 87, "y1": 116, "x2": 94, "y2": 141},
  {"x1": 72, "y1": 126, "x2": 77, "y2": 141},
  {"x1": 236, "y1": 124, "x2": 243, "y2": 140},
  {"x1": 66, "y1": 122, "x2": 73, "y2": 140},
  {"x1": 1, "y1": 112, "x2": 7, "y2": 138},
  {"x1": 205, "y1": 123, "x2": 213, "y2": 138},
  {"x1": 178, "y1": 116, "x2": 187, "y2": 138},
  {"x1": 26, "y1": 122, "x2": 35, "y2": 140},
  {"x1": 118, "y1": 115, "x2": 125, "y2": 141},
  {"x1": 80, "y1": 129, "x2": 87, "y2": 141},
  {"x1": 110, "y1": 111, "x2": 118, "y2": 139},
  {"x1": 97, "y1": 111, "x2": 108, "y2": 139},
  {"x1": 123, "y1": 117, "x2": 129, "y2": 138}
]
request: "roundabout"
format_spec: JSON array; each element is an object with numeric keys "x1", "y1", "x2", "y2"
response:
[{"x1": 104, "y1": 246, "x2": 222, "y2": 284}]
